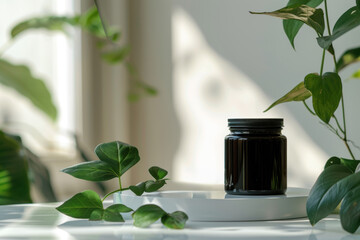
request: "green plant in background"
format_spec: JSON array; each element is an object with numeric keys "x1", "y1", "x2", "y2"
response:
[
  {"x1": 251, "y1": 0, "x2": 360, "y2": 233},
  {"x1": 57, "y1": 141, "x2": 188, "y2": 229},
  {"x1": 0, "y1": 3, "x2": 156, "y2": 204}
]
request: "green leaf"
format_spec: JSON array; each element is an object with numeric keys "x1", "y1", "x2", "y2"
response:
[
  {"x1": 161, "y1": 211, "x2": 189, "y2": 229},
  {"x1": 304, "y1": 72, "x2": 342, "y2": 123},
  {"x1": 149, "y1": 166, "x2": 168, "y2": 180},
  {"x1": 95, "y1": 141, "x2": 140, "y2": 177},
  {"x1": 357, "y1": 0, "x2": 360, "y2": 9},
  {"x1": 56, "y1": 190, "x2": 103, "y2": 218},
  {"x1": 325, "y1": 156, "x2": 360, "y2": 173},
  {"x1": 10, "y1": 6, "x2": 120, "y2": 43},
  {"x1": 145, "y1": 180, "x2": 166, "y2": 192},
  {"x1": 306, "y1": 165, "x2": 357, "y2": 225},
  {"x1": 336, "y1": 47, "x2": 360, "y2": 71},
  {"x1": 143, "y1": 85, "x2": 158, "y2": 96},
  {"x1": 251, "y1": 4, "x2": 325, "y2": 36},
  {"x1": 340, "y1": 185, "x2": 360, "y2": 233},
  {"x1": 127, "y1": 93, "x2": 141, "y2": 102},
  {"x1": 77, "y1": 6, "x2": 119, "y2": 41},
  {"x1": 129, "y1": 182, "x2": 146, "y2": 196},
  {"x1": 103, "y1": 205, "x2": 128, "y2": 222},
  {"x1": 89, "y1": 209, "x2": 104, "y2": 221},
  {"x1": 61, "y1": 160, "x2": 117, "y2": 181},
  {"x1": 101, "y1": 47, "x2": 130, "y2": 64},
  {"x1": 106, "y1": 204, "x2": 133, "y2": 213},
  {"x1": 317, "y1": 7, "x2": 360, "y2": 49},
  {"x1": 283, "y1": 0, "x2": 324, "y2": 48},
  {"x1": 103, "y1": 211, "x2": 124, "y2": 222},
  {"x1": 0, "y1": 131, "x2": 32, "y2": 204},
  {"x1": 264, "y1": 81, "x2": 311, "y2": 112},
  {"x1": 132, "y1": 204, "x2": 166, "y2": 228},
  {"x1": 11, "y1": 16, "x2": 77, "y2": 38},
  {"x1": 350, "y1": 69, "x2": 360, "y2": 79},
  {"x1": 0, "y1": 59, "x2": 57, "y2": 121}
]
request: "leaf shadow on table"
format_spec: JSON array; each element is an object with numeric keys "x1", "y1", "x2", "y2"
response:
[
  {"x1": 186, "y1": 218, "x2": 311, "y2": 233},
  {"x1": 0, "y1": 205, "x2": 61, "y2": 228},
  {"x1": 59, "y1": 221, "x2": 190, "y2": 240},
  {"x1": 58, "y1": 219, "x2": 124, "y2": 228}
]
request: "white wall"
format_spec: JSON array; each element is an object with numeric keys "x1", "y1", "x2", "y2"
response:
[{"x1": 128, "y1": 0, "x2": 360, "y2": 189}]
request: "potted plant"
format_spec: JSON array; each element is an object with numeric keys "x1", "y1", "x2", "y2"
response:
[{"x1": 251, "y1": 0, "x2": 360, "y2": 233}]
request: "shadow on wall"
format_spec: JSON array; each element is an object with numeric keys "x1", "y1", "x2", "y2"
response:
[{"x1": 171, "y1": 8, "x2": 328, "y2": 188}]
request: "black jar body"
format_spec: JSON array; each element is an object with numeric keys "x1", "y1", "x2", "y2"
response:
[{"x1": 225, "y1": 119, "x2": 287, "y2": 195}]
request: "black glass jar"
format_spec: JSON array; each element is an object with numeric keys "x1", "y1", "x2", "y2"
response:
[{"x1": 225, "y1": 118, "x2": 287, "y2": 195}]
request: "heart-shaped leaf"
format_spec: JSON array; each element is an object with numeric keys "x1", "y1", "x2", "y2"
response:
[
  {"x1": 251, "y1": 4, "x2": 325, "y2": 36},
  {"x1": 145, "y1": 180, "x2": 166, "y2": 193},
  {"x1": 106, "y1": 204, "x2": 133, "y2": 213},
  {"x1": 95, "y1": 141, "x2": 140, "y2": 177},
  {"x1": 325, "y1": 156, "x2": 360, "y2": 173},
  {"x1": 61, "y1": 160, "x2": 117, "y2": 181},
  {"x1": 103, "y1": 205, "x2": 127, "y2": 222},
  {"x1": 103, "y1": 211, "x2": 124, "y2": 222},
  {"x1": 149, "y1": 166, "x2": 168, "y2": 180},
  {"x1": 161, "y1": 211, "x2": 189, "y2": 229},
  {"x1": 264, "y1": 81, "x2": 311, "y2": 112},
  {"x1": 304, "y1": 72, "x2": 342, "y2": 123},
  {"x1": 56, "y1": 190, "x2": 103, "y2": 218},
  {"x1": 317, "y1": 7, "x2": 360, "y2": 49},
  {"x1": 340, "y1": 185, "x2": 360, "y2": 233},
  {"x1": 336, "y1": 47, "x2": 360, "y2": 71},
  {"x1": 129, "y1": 182, "x2": 146, "y2": 196},
  {"x1": 89, "y1": 209, "x2": 104, "y2": 221},
  {"x1": 306, "y1": 165, "x2": 360, "y2": 225},
  {"x1": 283, "y1": 0, "x2": 324, "y2": 48},
  {"x1": 132, "y1": 204, "x2": 166, "y2": 228},
  {"x1": 0, "y1": 59, "x2": 57, "y2": 121}
]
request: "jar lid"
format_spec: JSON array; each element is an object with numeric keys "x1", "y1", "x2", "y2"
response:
[{"x1": 228, "y1": 118, "x2": 283, "y2": 128}]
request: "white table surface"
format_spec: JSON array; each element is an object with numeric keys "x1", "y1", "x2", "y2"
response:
[{"x1": 0, "y1": 201, "x2": 358, "y2": 240}]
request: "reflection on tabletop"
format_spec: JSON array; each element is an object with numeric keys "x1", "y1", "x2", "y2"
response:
[{"x1": 0, "y1": 203, "x2": 358, "y2": 240}]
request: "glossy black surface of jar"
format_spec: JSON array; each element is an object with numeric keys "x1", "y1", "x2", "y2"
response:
[{"x1": 225, "y1": 119, "x2": 287, "y2": 195}]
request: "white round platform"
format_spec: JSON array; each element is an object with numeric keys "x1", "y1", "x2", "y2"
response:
[{"x1": 113, "y1": 187, "x2": 309, "y2": 221}]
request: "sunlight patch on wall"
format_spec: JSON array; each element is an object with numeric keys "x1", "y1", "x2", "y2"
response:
[{"x1": 171, "y1": 7, "x2": 328, "y2": 188}]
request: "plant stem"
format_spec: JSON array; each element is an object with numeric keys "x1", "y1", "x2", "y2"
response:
[
  {"x1": 324, "y1": 0, "x2": 332, "y2": 36},
  {"x1": 119, "y1": 177, "x2": 122, "y2": 190},
  {"x1": 323, "y1": 0, "x2": 355, "y2": 159},
  {"x1": 0, "y1": 39, "x2": 15, "y2": 57},
  {"x1": 303, "y1": 101, "x2": 316, "y2": 115},
  {"x1": 319, "y1": 49, "x2": 326, "y2": 76},
  {"x1": 332, "y1": 115, "x2": 344, "y2": 134},
  {"x1": 93, "y1": 0, "x2": 116, "y2": 46},
  {"x1": 101, "y1": 187, "x2": 129, "y2": 202}
]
